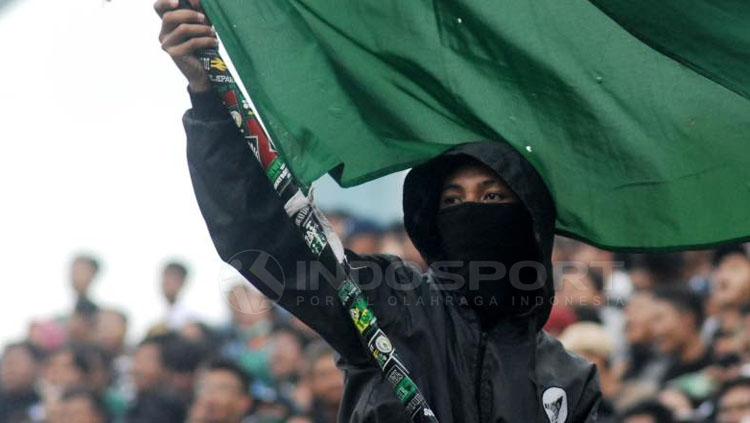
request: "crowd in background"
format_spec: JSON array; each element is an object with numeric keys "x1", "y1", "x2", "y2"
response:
[{"x1": 1, "y1": 209, "x2": 750, "y2": 423}]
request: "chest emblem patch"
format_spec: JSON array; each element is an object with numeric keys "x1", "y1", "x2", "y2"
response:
[{"x1": 542, "y1": 387, "x2": 568, "y2": 423}]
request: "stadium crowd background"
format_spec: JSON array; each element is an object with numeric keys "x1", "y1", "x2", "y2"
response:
[{"x1": 1, "y1": 209, "x2": 750, "y2": 423}]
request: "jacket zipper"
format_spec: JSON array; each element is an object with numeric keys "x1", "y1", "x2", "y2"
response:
[{"x1": 475, "y1": 331, "x2": 488, "y2": 422}]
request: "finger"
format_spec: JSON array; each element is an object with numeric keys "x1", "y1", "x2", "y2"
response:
[
  {"x1": 159, "y1": 10, "x2": 207, "y2": 41},
  {"x1": 153, "y1": 0, "x2": 178, "y2": 17},
  {"x1": 166, "y1": 37, "x2": 219, "y2": 58},
  {"x1": 184, "y1": 0, "x2": 212, "y2": 25},
  {"x1": 161, "y1": 23, "x2": 215, "y2": 49}
]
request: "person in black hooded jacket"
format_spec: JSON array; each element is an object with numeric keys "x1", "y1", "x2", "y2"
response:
[{"x1": 155, "y1": 2, "x2": 602, "y2": 421}]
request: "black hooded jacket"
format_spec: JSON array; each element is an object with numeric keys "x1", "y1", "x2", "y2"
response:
[{"x1": 184, "y1": 90, "x2": 601, "y2": 422}]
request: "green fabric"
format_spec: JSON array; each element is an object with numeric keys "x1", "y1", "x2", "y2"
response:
[
  {"x1": 202, "y1": 0, "x2": 750, "y2": 251},
  {"x1": 590, "y1": 0, "x2": 750, "y2": 99}
]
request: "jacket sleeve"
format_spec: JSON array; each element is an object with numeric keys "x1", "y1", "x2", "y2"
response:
[
  {"x1": 183, "y1": 89, "x2": 367, "y2": 362},
  {"x1": 571, "y1": 365, "x2": 602, "y2": 423}
]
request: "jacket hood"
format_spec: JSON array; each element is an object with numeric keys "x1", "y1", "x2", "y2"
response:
[{"x1": 403, "y1": 141, "x2": 556, "y2": 329}]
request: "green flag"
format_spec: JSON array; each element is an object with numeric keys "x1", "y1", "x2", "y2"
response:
[{"x1": 201, "y1": 0, "x2": 750, "y2": 251}]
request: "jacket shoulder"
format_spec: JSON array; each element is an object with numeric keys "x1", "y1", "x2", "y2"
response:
[
  {"x1": 536, "y1": 331, "x2": 593, "y2": 373},
  {"x1": 345, "y1": 251, "x2": 427, "y2": 291}
]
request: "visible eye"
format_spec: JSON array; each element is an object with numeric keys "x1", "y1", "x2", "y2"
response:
[
  {"x1": 441, "y1": 196, "x2": 461, "y2": 207},
  {"x1": 483, "y1": 192, "x2": 504, "y2": 202}
]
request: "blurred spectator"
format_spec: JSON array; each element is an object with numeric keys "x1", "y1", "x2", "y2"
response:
[
  {"x1": 569, "y1": 244, "x2": 632, "y2": 304},
  {"x1": 72, "y1": 346, "x2": 124, "y2": 416},
  {"x1": 182, "y1": 321, "x2": 214, "y2": 342},
  {"x1": 127, "y1": 335, "x2": 186, "y2": 422},
  {"x1": 249, "y1": 396, "x2": 296, "y2": 423},
  {"x1": 269, "y1": 329, "x2": 304, "y2": 404},
  {"x1": 304, "y1": 342, "x2": 344, "y2": 423},
  {"x1": 70, "y1": 254, "x2": 101, "y2": 314},
  {"x1": 379, "y1": 222, "x2": 407, "y2": 257},
  {"x1": 40, "y1": 344, "x2": 110, "y2": 421},
  {"x1": 48, "y1": 387, "x2": 108, "y2": 423},
  {"x1": 26, "y1": 320, "x2": 66, "y2": 354},
  {"x1": 559, "y1": 323, "x2": 618, "y2": 420},
  {"x1": 188, "y1": 358, "x2": 253, "y2": 423},
  {"x1": 160, "y1": 261, "x2": 197, "y2": 330},
  {"x1": 716, "y1": 377, "x2": 750, "y2": 423},
  {"x1": 710, "y1": 246, "x2": 750, "y2": 337},
  {"x1": 94, "y1": 309, "x2": 128, "y2": 360},
  {"x1": 91, "y1": 309, "x2": 132, "y2": 419},
  {"x1": 556, "y1": 267, "x2": 626, "y2": 360},
  {"x1": 619, "y1": 291, "x2": 666, "y2": 405},
  {"x1": 543, "y1": 305, "x2": 578, "y2": 337},
  {"x1": 557, "y1": 267, "x2": 606, "y2": 311},
  {"x1": 344, "y1": 219, "x2": 383, "y2": 255},
  {"x1": 323, "y1": 210, "x2": 353, "y2": 242},
  {"x1": 651, "y1": 288, "x2": 712, "y2": 386},
  {"x1": 162, "y1": 336, "x2": 210, "y2": 404},
  {"x1": 221, "y1": 284, "x2": 275, "y2": 385},
  {"x1": 41, "y1": 345, "x2": 96, "y2": 395},
  {"x1": 380, "y1": 223, "x2": 428, "y2": 271},
  {"x1": 683, "y1": 250, "x2": 715, "y2": 296},
  {"x1": 657, "y1": 388, "x2": 697, "y2": 421},
  {"x1": 627, "y1": 253, "x2": 685, "y2": 290},
  {"x1": 0, "y1": 342, "x2": 42, "y2": 422},
  {"x1": 130, "y1": 337, "x2": 167, "y2": 394},
  {"x1": 68, "y1": 301, "x2": 100, "y2": 346},
  {"x1": 619, "y1": 400, "x2": 675, "y2": 423},
  {"x1": 551, "y1": 235, "x2": 579, "y2": 264}
]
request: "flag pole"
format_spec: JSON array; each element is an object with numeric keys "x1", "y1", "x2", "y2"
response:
[{"x1": 178, "y1": 2, "x2": 438, "y2": 421}]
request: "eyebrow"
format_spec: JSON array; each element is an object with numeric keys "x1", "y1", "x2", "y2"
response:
[
  {"x1": 442, "y1": 183, "x2": 463, "y2": 191},
  {"x1": 442, "y1": 179, "x2": 503, "y2": 192},
  {"x1": 479, "y1": 179, "x2": 502, "y2": 188}
]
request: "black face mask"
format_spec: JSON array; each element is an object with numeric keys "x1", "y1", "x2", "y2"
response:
[{"x1": 435, "y1": 202, "x2": 546, "y2": 323}]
